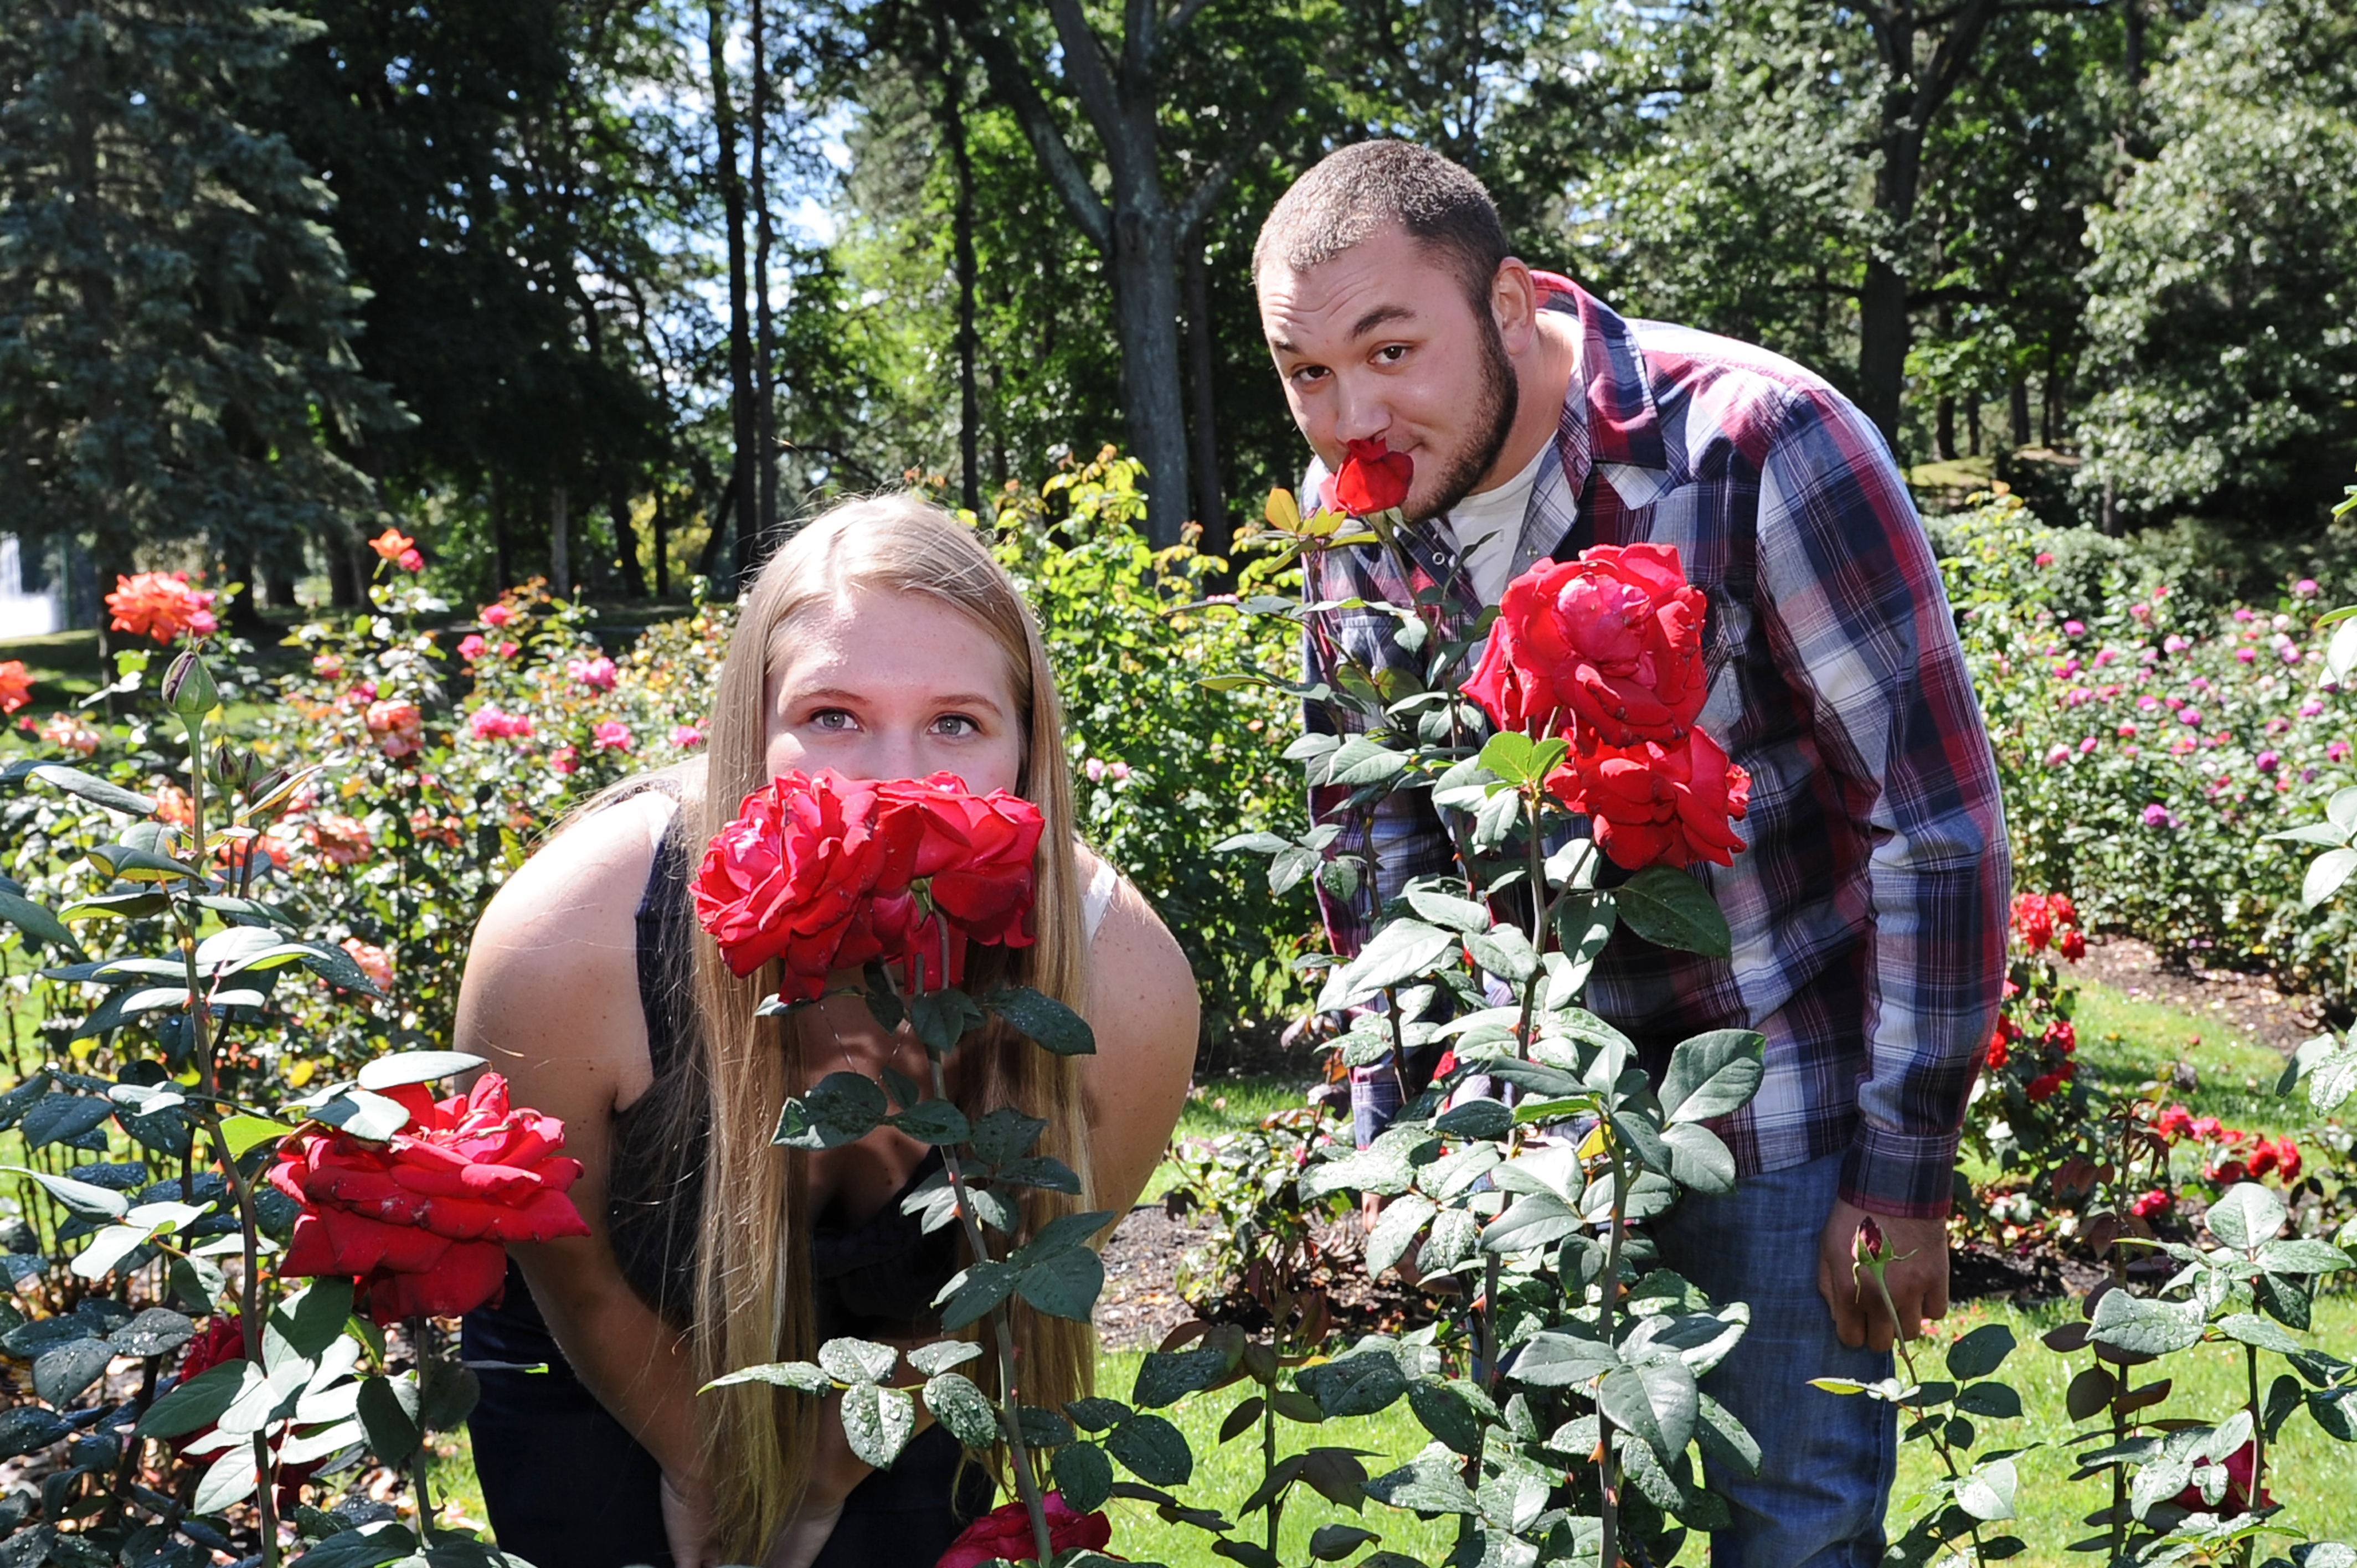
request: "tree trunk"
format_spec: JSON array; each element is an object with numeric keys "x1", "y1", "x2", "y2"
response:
[
  {"x1": 490, "y1": 468, "x2": 510, "y2": 594},
  {"x1": 1111, "y1": 205, "x2": 1192, "y2": 548},
  {"x1": 1967, "y1": 396, "x2": 1982, "y2": 457},
  {"x1": 609, "y1": 482, "x2": 646, "y2": 599},
  {"x1": 1858, "y1": 0, "x2": 2001, "y2": 446},
  {"x1": 750, "y1": 0, "x2": 780, "y2": 555},
  {"x1": 550, "y1": 486, "x2": 570, "y2": 599},
  {"x1": 1183, "y1": 224, "x2": 1226, "y2": 558},
  {"x1": 1935, "y1": 396, "x2": 1955, "y2": 462},
  {"x1": 2042, "y1": 367, "x2": 2062, "y2": 450},
  {"x1": 653, "y1": 488, "x2": 671, "y2": 600},
  {"x1": 932, "y1": 13, "x2": 982, "y2": 516},
  {"x1": 706, "y1": 0, "x2": 758, "y2": 594},
  {"x1": 2010, "y1": 376, "x2": 2032, "y2": 450},
  {"x1": 267, "y1": 570, "x2": 297, "y2": 610}
]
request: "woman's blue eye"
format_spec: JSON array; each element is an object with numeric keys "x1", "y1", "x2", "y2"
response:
[
  {"x1": 935, "y1": 714, "x2": 979, "y2": 737},
  {"x1": 810, "y1": 709, "x2": 856, "y2": 731}
]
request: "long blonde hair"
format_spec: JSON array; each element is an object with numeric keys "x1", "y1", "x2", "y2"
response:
[{"x1": 657, "y1": 496, "x2": 1094, "y2": 1558}]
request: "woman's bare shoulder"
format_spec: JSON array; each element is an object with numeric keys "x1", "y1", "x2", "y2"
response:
[
  {"x1": 1075, "y1": 854, "x2": 1197, "y2": 1213},
  {"x1": 459, "y1": 791, "x2": 676, "y2": 1095}
]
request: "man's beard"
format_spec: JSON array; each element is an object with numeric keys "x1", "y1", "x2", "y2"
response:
[{"x1": 1409, "y1": 310, "x2": 1520, "y2": 525}]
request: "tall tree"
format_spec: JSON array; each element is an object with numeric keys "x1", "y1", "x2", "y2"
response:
[
  {"x1": 0, "y1": 0, "x2": 399, "y2": 607},
  {"x1": 938, "y1": 0, "x2": 1298, "y2": 546},
  {"x1": 707, "y1": 0, "x2": 760, "y2": 586}
]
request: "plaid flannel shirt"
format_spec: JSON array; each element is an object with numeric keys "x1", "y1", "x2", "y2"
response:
[{"x1": 1300, "y1": 279, "x2": 2010, "y2": 1218}]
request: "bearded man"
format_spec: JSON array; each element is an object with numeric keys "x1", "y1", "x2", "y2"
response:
[{"x1": 1257, "y1": 140, "x2": 2011, "y2": 1565}]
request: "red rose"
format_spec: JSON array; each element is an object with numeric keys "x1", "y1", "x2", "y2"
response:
[
  {"x1": 0, "y1": 661, "x2": 30, "y2": 715},
  {"x1": 2049, "y1": 893, "x2": 2078, "y2": 926},
  {"x1": 2045, "y1": 1020, "x2": 2077, "y2": 1054},
  {"x1": 269, "y1": 1074, "x2": 590, "y2": 1324},
  {"x1": 1321, "y1": 439, "x2": 1413, "y2": 517},
  {"x1": 1852, "y1": 1215, "x2": 1887, "y2": 1273},
  {"x1": 1545, "y1": 728, "x2": 1750, "y2": 871},
  {"x1": 693, "y1": 770, "x2": 900, "y2": 1002},
  {"x1": 938, "y1": 1492, "x2": 1113, "y2": 1568},
  {"x1": 2057, "y1": 927, "x2": 2087, "y2": 961},
  {"x1": 2276, "y1": 1138, "x2": 2303, "y2": 1183},
  {"x1": 2012, "y1": 894, "x2": 2053, "y2": 951},
  {"x1": 1462, "y1": 544, "x2": 1708, "y2": 745},
  {"x1": 1984, "y1": 1037, "x2": 2008, "y2": 1071},
  {"x1": 2025, "y1": 1071, "x2": 2062, "y2": 1103},
  {"x1": 2129, "y1": 1189, "x2": 2171, "y2": 1219},
  {"x1": 172, "y1": 1317, "x2": 321, "y2": 1507},
  {"x1": 2154, "y1": 1105, "x2": 2194, "y2": 1141},
  {"x1": 872, "y1": 775, "x2": 1044, "y2": 990},
  {"x1": 2170, "y1": 1439, "x2": 2273, "y2": 1518}
]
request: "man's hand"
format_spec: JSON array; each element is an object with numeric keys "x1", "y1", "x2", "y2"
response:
[{"x1": 1816, "y1": 1198, "x2": 1950, "y2": 1352}]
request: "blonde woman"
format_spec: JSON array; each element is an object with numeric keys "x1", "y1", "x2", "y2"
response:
[{"x1": 455, "y1": 498, "x2": 1199, "y2": 1567}]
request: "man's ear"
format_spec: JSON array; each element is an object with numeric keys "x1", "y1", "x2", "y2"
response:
[{"x1": 1491, "y1": 258, "x2": 1541, "y2": 354}]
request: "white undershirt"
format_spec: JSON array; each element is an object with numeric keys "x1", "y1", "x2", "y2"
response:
[{"x1": 1448, "y1": 439, "x2": 1552, "y2": 606}]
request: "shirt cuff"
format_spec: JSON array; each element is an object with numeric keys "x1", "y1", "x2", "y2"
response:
[{"x1": 1838, "y1": 1125, "x2": 1962, "y2": 1220}]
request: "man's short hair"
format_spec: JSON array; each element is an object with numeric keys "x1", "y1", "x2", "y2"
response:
[{"x1": 1253, "y1": 141, "x2": 1509, "y2": 308}]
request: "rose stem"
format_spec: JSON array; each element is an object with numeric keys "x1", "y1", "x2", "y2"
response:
[
  {"x1": 409, "y1": 1314, "x2": 440, "y2": 1540},
  {"x1": 915, "y1": 925, "x2": 1053, "y2": 1568},
  {"x1": 173, "y1": 682, "x2": 280, "y2": 1566}
]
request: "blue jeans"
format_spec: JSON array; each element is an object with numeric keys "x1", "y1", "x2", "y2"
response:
[{"x1": 1650, "y1": 1150, "x2": 1897, "y2": 1567}]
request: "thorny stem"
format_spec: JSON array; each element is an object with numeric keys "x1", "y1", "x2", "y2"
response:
[
  {"x1": 1262, "y1": 1375, "x2": 1282, "y2": 1561},
  {"x1": 409, "y1": 1316, "x2": 440, "y2": 1540},
  {"x1": 927, "y1": 1043, "x2": 1053, "y2": 1568},
  {"x1": 1598, "y1": 1137, "x2": 1630, "y2": 1568},
  {"x1": 2243, "y1": 1343, "x2": 2265, "y2": 1568},
  {"x1": 1867, "y1": 1266, "x2": 1981, "y2": 1564},
  {"x1": 175, "y1": 700, "x2": 280, "y2": 1567}
]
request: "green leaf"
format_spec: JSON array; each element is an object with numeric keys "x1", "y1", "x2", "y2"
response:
[
  {"x1": 1297, "y1": 1352, "x2": 1407, "y2": 1419},
  {"x1": 192, "y1": 1446, "x2": 260, "y2": 1516},
  {"x1": 356, "y1": 1375, "x2": 422, "y2": 1468},
  {"x1": 109, "y1": 1307, "x2": 196, "y2": 1358},
  {"x1": 935, "y1": 1259, "x2": 1019, "y2": 1332},
  {"x1": 287, "y1": 1523, "x2": 421, "y2": 1568},
  {"x1": 2219, "y1": 1313, "x2": 2305, "y2": 1355},
  {"x1": 219, "y1": 1114, "x2": 295, "y2": 1159},
  {"x1": 1364, "y1": 1194, "x2": 1437, "y2": 1279},
  {"x1": 0, "y1": 1405, "x2": 70, "y2": 1460},
  {"x1": 1309, "y1": 1524, "x2": 1381, "y2": 1561},
  {"x1": 1476, "y1": 732, "x2": 1538, "y2": 785},
  {"x1": 1954, "y1": 1381, "x2": 2024, "y2": 1419},
  {"x1": 1056, "y1": 1440, "x2": 1115, "y2": 1513},
  {"x1": 2209, "y1": 1184, "x2": 2289, "y2": 1250},
  {"x1": 1615, "y1": 866, "x2": 1732, "y2": 957},
  {"x1": 2306, "y1": 849, "x2": 2357, "y2": 910},
  {"x1": 908, "y1": 1341, "x2": 983, "y2": 1377},
  {"x1": 1955, "y1": 1457, "x2": 2019, "y2": 1523},
  {"x1": 6, "y1": 1164, "x2": 126, "y2": 1221},
  {"x1": 1105, "y1": 1413, "x2": 1192, "y2": 1486},
  {"x1": 888, "y1": 1100, "x2": 971, "y2": 1146},
  {"x1": 702, "y1": 1361, "x2": 830, "y2": 1394},
  {"x1": 1946, "y1": 1324, "x2": 2018, "y2": 1382},
  {"x1": 356, "y1": 1052, "x2": 484, "y2": 1091},
  {"x1": 33, "y1": 1336, "x2": 114, "y2": 1404},
  {"x1": 29, "y1": 765, "x2": 155, "y2": 817},
  {"x1": 840, "y1": 1381, "x2": 915, "y2": 1469},
  {"x1": 1404, "y1": 1380, "x2": 1487, "y2": 1457},
  {"x1": 141, "y1": 1361, "x2": 260, "y2": 1439},
  {"x1": 1362, "y1": 1442, "x2": 1481, "y2": 1515},
  {"x1": 773, "y1": 1072, "x2": 889, "y2": 1151},
  {"x1": 983, "y1": 986, "x2": 1097, "y2": 1056},
  {"x1": 1318, "y1": 920, "x2": 1458, "y2": 1010},
  {"x1": 2090, "y1": 1290, "x2": 2204, "y2": 1358},
  {"x1": 1132, "y1": 1347, "x2": 1234, "y2": 1409},
  {"x1": 967, "y1": 1107, "x2": 1049, "y2": 1166},
  {"x1": 1513, "y1": 1331, "x2": 1619, "y2": 1389},
  {"x1": 2257, "y1": 1240, "x2": 2353, "y2": 1276},
  {"x1": 0, "y1": 889, "x2": 83, "y2": 956},
  {"x1": 1481, "y1": 1192, "x2": 1584, "y2": 1254},
  {"x1": 1017, "y1": 1247, "x2": 1104, "y2": 1322},
  {"x1": 1402, "y1": 890, "x2": 1490, "y2": 933},
  {"x1": 1659, "y1": 1030, "x2": 1766, "y2": 1124},
  {"x1": 1660, "y1": 1121, "x2": 1737, "y2": 1194},
  {"x1": 923, "y1": 1371, "x2": 1001, "y2": 1448},
  {"x1": 818, "y1": 1338, "x2": 899, "y2": 1385},
  {"x1": 908, "y1": 989, "x2": 986, "y2": 1055}
]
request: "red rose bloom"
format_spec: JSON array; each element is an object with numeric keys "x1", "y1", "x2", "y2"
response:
[
  {"x1": 2274, "y1": 1138, "x2": 2303, "y2": 1183},
  {"x1": 1321, "y1": 439, "x2": 1413, "y2": 517},
  {"x1": 269, "y1": 1074, "x2": 590, "y2": 1324},
  {"x1": 1462, "y1": 544, "x2": 1708, "y2": 745},
  {"x1": 2025, "y1": 1071, "x2": 2062, "y2": 1103},
  {"x1": 2129, "y1": 1189, "x2": 2172, "y2": 1220},
  {"x1": 1984, "y1": 1037, "x2": 2008, "y2": 1071},
  {"x1": 1545, "y1": 728, "x2": 1750, "y2": 871},
  {"x1": 2057, "y1": 926, "x2": 2087, "y2": 961},
  {"x1": 0, "y1": 661, "x2": 30, "y2": 715},
  {"x1": 2045, "y1": 1020, "x2": 2077, "y2": 1054},
  {"x1": 2154, "y1": 1104, "x2": 2194, "y2": 1141},
  {"x1": 2049, "y1": 893, "x2": 2078, "y2": 926},
  {"x1": 872, "y1": 775, "x2": 1044, "y2": 989},
  {"x1": 693, "y1": 770, "x2": 902, "y2": 1002},
  {"x1": 2012, "y1": 895, "x2": 2053, "y2": 951},
  {"x1": 938, "y1": 1492, "x2": 1113, "y2": 1568}
]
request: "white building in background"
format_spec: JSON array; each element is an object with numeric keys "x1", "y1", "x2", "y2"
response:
[{"x1": 0, "y1": 538, "x2": 64, "y2": 638}]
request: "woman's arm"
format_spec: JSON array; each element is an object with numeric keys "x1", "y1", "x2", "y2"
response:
[
  {"x1": 455, "y1": 797, "x2": 718, "y2": 1563},
  {"x1": 1077, "y1": 863, "x2": 1201, "y2": 1217}
]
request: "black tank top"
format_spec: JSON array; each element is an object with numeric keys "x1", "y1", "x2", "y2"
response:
[{"x1": 465, "y1": 797, "x2": 964, "y2": 1368}]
